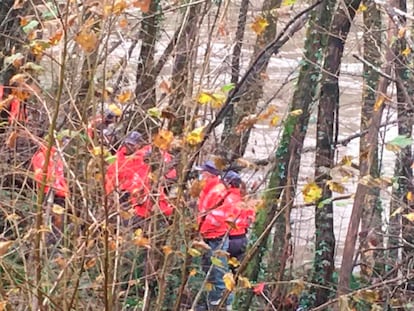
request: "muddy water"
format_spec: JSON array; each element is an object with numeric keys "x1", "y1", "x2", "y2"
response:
[{"x1": 64, "y1": 3, "x2": 399, "y2": 270}]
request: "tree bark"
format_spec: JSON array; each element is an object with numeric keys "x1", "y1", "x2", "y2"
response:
[
  {"x1": 338, "y1": 0, "x2": 399, "y2": 296},
  {"x1": 236, "y1": 2, "x2": 335, "y2": 310}
]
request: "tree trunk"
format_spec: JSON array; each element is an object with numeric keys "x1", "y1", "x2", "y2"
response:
[
  {"x1": 135, "y1": 0, "x2": 159, "y2": 116},
  {"x1": 220, "y1": 0, "x2": 281, "y2": 161},
  {"x1": 338, "y1": 0, "x2": 399, "y2": 296},
  {"x1": 168, "y1": 0, "x2": 203, "y2": 135},
  {"x1": 359, "y1": 0, "x2": 383, "y2": 281},
  {"x1": 236, "y1": 2, "x2": 335, "y2": 310}
]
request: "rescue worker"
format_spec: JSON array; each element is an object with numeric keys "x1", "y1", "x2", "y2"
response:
[
  {"x1": 31, "y1": 136, "x2": 69, "y2": 242},
  {"x1": 196, "y1": 163, "x2": 238, "y2": 311},
  {"x1": 0, "y1": 84, "x2": 28, "y2": 125},
  {"x1": 105, "y1": 131, "x2": 151, "y2": 228},
  {"x1": 223, "y1": 171, "x2": 255, "y2": 266}
]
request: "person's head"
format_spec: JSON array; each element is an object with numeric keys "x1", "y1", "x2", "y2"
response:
[
  {"x1": 123, "y1": 131, "x2": 145, "y2": 155},
  {"x1": 195, "y1": 160, "x2": 221, "y2": 180},
  {"x1": 223, "y1": 170, "x2": 242, "y2": 188}
]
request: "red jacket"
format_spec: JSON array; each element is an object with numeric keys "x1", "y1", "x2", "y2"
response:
[
  {"x1": 230, "y1": 197, "x2": 255, "y2": 236},
  {"x1": 197, "y1": 181, "x2": 240, "y2": 239},
  {"x1": 105, "y1": 146, "x2": 175, "y2": 218},
  {"x1": 31, "y1": 146, "x2": 69, "y2": 198}
]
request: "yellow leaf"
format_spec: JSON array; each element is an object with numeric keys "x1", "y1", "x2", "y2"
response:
[
  {"x1": 84, "y1": 258, "x2": 96, "y2": 270},
  {"x1": 238, "y1": 276, "x2": 252, "y2": 288},
  {"x1": 211, "y1": 256, "x2": 224, "y2": 267},
  {"x1": 205, "y1": 282, "x2": 213, "y2": 292},
  {"x1": 91, "y1": 146, "x2": 110, "y2": 157},
  {"x1": 302, "y1": 182, "x2": 323, "y2": 203},
  {"x1": 104, "y1": 0, "x2": 128, "y2": 15},
  {"x1": 108, "y1": 103, "x2": 123, "y2": 116},
  {"x1": 289, "y1": 109, "x2": 303, "y2": 116},
  {"x1": 374, "y1": 95, "x2": 385, "y2": 112},
  {"x1": 403, "y1": 213, "x2": 414, "y2": 222},
  {"x1": 188, "y1": 248, "x2": 201, "y2": 257},
  {"x1": 251, "y1": 16, "x2": 269, "y2": 36},
  {"x1": 228, "y1": 257, "x2": 240, "y2": 267},
  {"x1": 153, "y1": 129, "x2": 174, "y2": 150},
  {"x1": 326, "y1": 180, "x2": 345, "y2": 194},
  {"x1": 339, "y1": 155, "x2": 353, "y2": 166},
  {"x1": 75, "y1": 29, "x2": 98, "y2": 53},
  {"x1": 282, "y1": 0, "x2": 296, "y2": 5},
  {"x1": 197, "y1": 92, "x2": 214, "y2": 105},
  {"x1": 117, "y1": 90, "x2": 132, "y2": 103},
  {"x1": 357, "y1": 3, "x2": 367, "y2": 12},
  {"x1": 162, "y1": 245, "x2": 173, "y2": 256},
  {"x1": 385, "y1": 143, "x2": 401, "y2": 153},
  {"x1": 223, "y1": 272, "x2": 235, "y2": 291},
  {"x1": 402, "y1": 47, "x2": 411, "y2": 56},
  {"x1": 52, "y1": 204, "x2": 65, "y2": 215},
  {"x1": 185, "y1": 127, "x2": 204, "y2": 146},
  {"x1": 391, "y1": 207, "x2": 402, "y2": 218},
  {"x1": 0, "y1": 241, "x2": 14, "y2": 257},
  {"x1": 407, "y1": 192, "x2": 414, "y2": 202},
  {"x1": 269, "y1": 115, "x2": 280, "y2": 126},
  {"x1": 189, "y1": 268, "x2": 197, "y2": 277},
  {"x1": 211, "y1": 93, "x2": 226, "y2": 108},
  {"x1": 398, "y1": 27, "x2": 407, "y2": 39}
]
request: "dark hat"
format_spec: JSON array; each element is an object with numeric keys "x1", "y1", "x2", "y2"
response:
[
  {"x1": 124, "y1": 131, "x2": 144, "y2": 145},
  {"x1": 195, "y1": 160, "x2": 221, "y2": 176},
  {"x1": 223, "y1": 170, "x2": 242, "y2": 187}
]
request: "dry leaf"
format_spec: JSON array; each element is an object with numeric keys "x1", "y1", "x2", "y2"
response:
[
  {"x1": 52, "y1": 204, "x2": 65, "y2": 215},
  {"x1": 402, "y1": 47, "x2": 411, "y2": 57},
  {"x1": 407, "y1": 192, "x2": 414, "y2": 202},
  {"x1": 238, "y1": 276, "x2": 252, "y2": 288},
  {"x1": 374, "y1": 95, "x2": 385, "y2": 112},
  {"x1": 54, "y1": 256, "x2": 66, "y2": 269},
  {"x1": 191, "y1": 239, "x2": 211, "y2": 251},
  {"x1": 205, "y1": 282, "x2": 213, "y2": 291},
  {"x1": 289, "y1": 109, "x2": 303, "y2": 116},
  {"x1": 133, "y1": 0, "x2": 151, "y2": 13},
  {"x1": 357, "y1": 3, "x2": 367, "y2": 12},
  {"x1": 118, "y1": 17, "x2": 128, "y2": 28},
  {"x1": 403, "y1": 213, "x2": 414, "y2": 222},
  {"x1": 0, "y1": 301, "x2": 7, "y2": 311},
  {"x1": 75, "y1": 29, "x2": 98, "y2": 53},
  {"x1": 117, "y1": 90, "x2": 132, "y2": 103},
  {"x1": 251, "y1": 16, "x2": 269, "y2": 35},
  {"x1": 6, "y1": 131, "x2": 18, "y2": 149},
  {"x1": 0, "y1": 241, "x2": 14, "y2": 257},
  {"x1": 228, "y1": 257, "x2": 240, "y2": 267},
  {"x1": 269, "y1": 115, "x2": 280, "y2": 126},
  {"x1": 162, "y1": 245, "x2": 173, "y2": 256},
  {"x1": 153, "y1": 129, "x2": 174, "y2": 150},
  {"x1": 189, "y1": 268, "x2": 197, "y2": 276},
  {"x1": 49, "y1": 29, "x2": 63, "y2": 45},
  {"x1": 302, "y1": 182, "x2": 322, "y2": 203},
  {"x1": 223, "y1": 272, "x2": 235, "y2": 291},
  {"x1": 398, "y1": 26, "x2": 407, "y2": 39},
  {"x1": 84, "y1": 258, "x2": 97, "y2": 270},
  {"x1": 326, "y1": 180, "x2": 345, "y2": 194},
  {"x1": 159, "y1": 80, "x2": 171, "y2": 94}
]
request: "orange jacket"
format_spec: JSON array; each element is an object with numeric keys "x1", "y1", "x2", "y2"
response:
[
  {"x1": 31, "y1": 146, "x2": 69, "y2": 198},
  {"x1": 230, "y1": 199, "x2": 255, "y2": 236},
  {"x1": 197, "y1": 181, "x2": 241, "y2": 239}
]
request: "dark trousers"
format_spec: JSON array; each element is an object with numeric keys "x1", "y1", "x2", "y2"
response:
[{"x1": 228, "y1": 234, "x2": 247, "y2": 262}]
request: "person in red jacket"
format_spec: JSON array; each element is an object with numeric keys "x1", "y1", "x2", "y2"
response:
[
  {"x1": 31, "y1": 138, "x2": 69, "y2": 241},
  {"x1": 105, "y1": 131, "x2": 151, "y2": 228},
  {"x1": 196, "y1": 163, "x2": 237, "y2": 311},
  {"x1": 223, "y1": 171, "x2": 255, "y2": 266}
]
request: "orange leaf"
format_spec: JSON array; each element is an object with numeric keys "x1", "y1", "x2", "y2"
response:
[
  {"x1": 118, "y1": 17, "x2": 128, "y2": 28},
  {"x1": 49, "y1": 29, "x2": 63, "y2": 45},
  {"x1": 153, "y1": 129, "x2": 174, "y2": 150},
  {"x1": 84, "y1": 258, "x2": 97, "y2": 270},
  {"x1": 133, "y1": 0, "x2": 151, "y2": 13},
  {"x1": 6, "y1": 131, "x2": 18, "y2": 149},
  {"x1": 19, "y1": 16, "x2": 29, "y2": 27},
  {"x1": 159, "y1": 80, "x2": 171, "y2": 94},
  {"x1": 75, "y1": 29, "x2": 98, "y2": 53},
  {"x1": 117, "y1": 90, "x2": 132, "y2": 103},
  {"x1": 251, "y1": 16, "x2": 269, "y2": 35}
]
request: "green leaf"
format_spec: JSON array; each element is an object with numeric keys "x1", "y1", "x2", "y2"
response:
[
  {"x1": 105, "y1": 155, "x2": 117, "y2": 164},
  {"x1": 387, "y1": 135, "x2": 413, "y2": 148},
  {"x1": 147, "y1": 107, "x2": 162, "y2": 118},
  {"x1": 211, "y1": 256, "x2": 224, "y2": 268},
  {"x1": 21, "y1": 62, "x2": 44, "y2": 72},
  {"x1": 317, "y1": 198, "x2": 333, "y2": 209},
  {"x1": 221, "y1": 83, "x2": 235, "y2": 93},
  {"x1": 22, "y1": 20, "x2": 39, "y2": 34}
]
